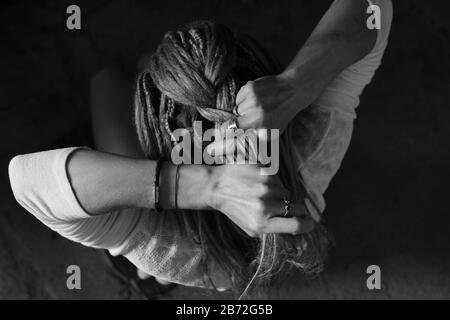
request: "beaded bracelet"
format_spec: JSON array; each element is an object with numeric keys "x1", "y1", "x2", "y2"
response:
[{"x1": 153, "y1": 159, "x2": 164, "y2": 213}]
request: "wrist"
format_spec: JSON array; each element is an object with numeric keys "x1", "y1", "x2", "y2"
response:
[
  {"x1": 279, "y1": 67, "x2": 301, "y2": 85},
  {"x1": 203, "y1": 165, "x2": 223, "y2": 210},
  {"x1": 279, "y1": 68, "x2": 316, "y2": 112},
  {"x1": 159, "y1": 162, "x2": 177, "y2": 210},
  {"x1": 175, "y1": 164, "x2": 216, "y2": 210}
]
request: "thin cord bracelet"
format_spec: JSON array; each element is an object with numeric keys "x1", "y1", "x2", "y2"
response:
[{"x1": 153, "y1": 159, "x2": 164, "y2": 213}]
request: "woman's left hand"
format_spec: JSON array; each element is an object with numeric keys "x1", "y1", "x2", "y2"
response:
[
  {"x1": 206, "y1": 71, "x2": 307, "y2": 156},
  {"x1": 233, "y1": 71, "x2": 306, "y2": 133}
]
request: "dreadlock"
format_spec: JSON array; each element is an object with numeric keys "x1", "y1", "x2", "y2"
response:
[{"x1": 134, "y1": 20, "x2": 331, "y2": 297}]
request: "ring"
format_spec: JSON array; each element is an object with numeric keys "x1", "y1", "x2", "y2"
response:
[
  {"x1": 227, "y1": 118, "x2": 239, "y2": 131},
  {"x1": 283, "y1": 197, "x2": 293, "y2": 217}
]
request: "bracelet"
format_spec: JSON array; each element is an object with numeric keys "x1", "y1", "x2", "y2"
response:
[
  {"x1": 153, "y1": 159, "x2": 164, "y2": 213},
  {"x1": 174, "y1": 165, "x2": 182, "y2": 210}
]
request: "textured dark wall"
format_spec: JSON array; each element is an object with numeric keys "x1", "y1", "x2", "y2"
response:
[{"x1": 0, "y1": 0, "x2": 449, "y2": 299}]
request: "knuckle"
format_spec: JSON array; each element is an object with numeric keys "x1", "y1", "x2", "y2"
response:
[
  {"x1": 253, "y1": 200, "x2": 264, "y2": 212},
  {"x1": 263, "y1": 204, "x2": 276, "y2": 216},
  {"x1": 260, "y1": 174, "x2": 270, "y2": 184},
  {"x1": 292, "y1": 220, "x2": 303, "y2": 235},
  {"x1": 259, "y1": 184, "x2": 269, "y2": 197},
  {"x1": 248, "y1": 95, "x2": 258, "y2": 105},
  {"x1": 251, "y1": 218, "x2": 266, "y2": 234},
  {"x1": 247, "y1": 230, "x2": 258, "y2": 238}
]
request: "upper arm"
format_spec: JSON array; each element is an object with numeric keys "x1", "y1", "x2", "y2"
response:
[
  {"x1": 309, "y1": 0, "x2": 378, "y2": 61},
  {"x1": 288, "y1": 0, "x2": 393, "y2": 199},
  {"x1": 285, "y1": 0, "x2": 382, "y2": 112},
  {"x1": 8, "y1": 148, "x2": 146, "y2": 255}
]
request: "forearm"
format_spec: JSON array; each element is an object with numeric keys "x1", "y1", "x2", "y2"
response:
[
  {"x1": 282, "y1": 0, "x2": 377, "y2": 113},
  {"x1": 68, "y1": 149, "x2": 213, "y2": 215},
  {"x1": 283, "y1": 35, "x2": 364, "y2": 107}
]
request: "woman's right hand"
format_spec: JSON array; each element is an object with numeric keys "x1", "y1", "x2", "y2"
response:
[{"x1": 206, "y1": 164, "x2": 314, "y2": 237}]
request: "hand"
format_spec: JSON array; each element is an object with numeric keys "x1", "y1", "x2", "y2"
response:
[
  {"x1": 206, "y1": 164, "x2": 314, "y2": 237},
  {"x1": 206, "y1": 72, "x2": 306, "y2": 156},
  {"x1": 233, "y1": 71, "x2": 306, "y2": 133}
]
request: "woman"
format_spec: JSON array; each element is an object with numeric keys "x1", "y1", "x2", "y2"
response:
[{"x1": 8, "y1": 0, "x2": 392, "y2": 298}]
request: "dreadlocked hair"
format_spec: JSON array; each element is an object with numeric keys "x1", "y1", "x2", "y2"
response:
[{"x1": 134, "y1": 20, "x2": 332, "y2": 298}]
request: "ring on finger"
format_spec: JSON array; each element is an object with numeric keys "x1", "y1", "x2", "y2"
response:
[
  {"x1": 283, "y1": 197, "x2": 293, "y2": 217},
  {"x1": 227, "y1": 117, "x2": 239, "y2": 131}
]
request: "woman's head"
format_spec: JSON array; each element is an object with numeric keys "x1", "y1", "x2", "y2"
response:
[
  {"x1": 134, "y1": 20, "x2": 330, "y2": 296},
  {"x1": 135, "y1": 20, "x2": 280, "y2": 157}
]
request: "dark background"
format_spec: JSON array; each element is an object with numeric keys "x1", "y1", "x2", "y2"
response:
[{"x1": 0, "y1": 0, "x2": 449, "y2": 299}]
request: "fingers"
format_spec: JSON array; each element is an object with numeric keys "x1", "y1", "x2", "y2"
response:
[
  {"x1": 137, "y1": 269, "x2": 152, "y2": 280},
  {"x1": 234, "y1": 95, "x2": 260, "y2": 131},
  {"x1": 206, "y1": 138, "x2": 236, "y2": 157},
  {"x1": 263, "y1": 196, "x2": 308, "y2": 217},
  {"x1": 259, "y1": 199, "x2": 313, "y2": 235},
  {"x1": 287, "y1": 201, "x2": 309, "y2": 217},
  {"x1": 235, "y1": 96, "x2": 254, "y2": 116},
  {"x1": 236, "y1": 82, "x2": 251, "y2": 106},
  {"x1": 235, "y1": 82, "x2": 258, "y2": 122},
  {"x1": 206, "y1": 123, "x2": 239, "y2": 157},
  {"x1": 261, "y1": 182, "x2": 290, "y2": 202},
  {"x1": 226, "y1": 214, "x2": 257, "y2": 238},
  {"x1": 264, "y1": 216, "x2": 315, "y2": 235},
  {"x1": 206, "y1": 127, "x2": 263, "y2": 157}
]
